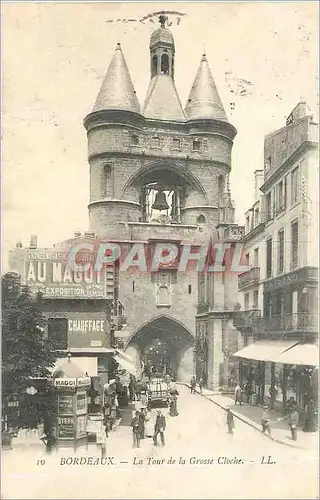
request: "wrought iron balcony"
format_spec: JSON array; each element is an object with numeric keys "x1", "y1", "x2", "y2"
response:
[
  {"x1": 238, "y1": 267, "x2": 260, "y2": 290},
  {"x1": 233, "y1": 309, "x2": 261, "y2": 330},
  {"x1": 197, "y1": 302, "x2": 209, "y2": 314},
  {"x1": 252, "y1": 313, "x2": 318, "y2": 335},
  {"x1": 224, "y1": 225, "x2": 245, "y2": 242}
]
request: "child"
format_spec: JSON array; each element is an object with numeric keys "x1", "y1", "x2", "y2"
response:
[
  {"x1": 226, "y1": 409, "x2": 235, "y2": 434},
  {"x1": 261, "y1": 406, "x2": 271, "y2": 435}
]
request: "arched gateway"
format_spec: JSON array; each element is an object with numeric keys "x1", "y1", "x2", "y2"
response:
[{"x1": 124, "y1": 315, "x2": 195, "y2": 382}]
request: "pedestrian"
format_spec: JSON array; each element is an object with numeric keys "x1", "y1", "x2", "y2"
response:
[
  {"x1": 226, "y1": 409, "x2": 235, "y2": 434},
  {"x1": 145, "y1": 407, "x2": 153, "y2": 438},
  {"x1": 234, "y1": 384, "x2": 243, "y2": 405},
  {"x1": 128, "y1": 375, "x2": 136, "y2": 402},
  {"x1": 190, "y1": 376, "x2": 196, "y2": 394},
  {"x1": 131, "y1": 411, "x2": 141, "y2": 448},
  {"x1": 199, "y1": 378, "x2": 204, "y2": 394},
  {"x1": 261, "y1": 406, "x2": 271, "y2": 436},
  {"x1": 97, "y1": 430, "x2": 107, "y2": 458},
  {"x1": 169, "y1": 391, "x2": 179, "y2": 416},
  {"x1": 303, "y1": 398, "x2": 317, "y2": 432},
  {"x1": 288, "y1": 408, "x2": 299, "y2": 441},
  {"x1": 135, "y1": 380, "x2": 142, "y2": 402},
  {"x1": 153, "y1": 409, "x2": 166, "y2": 446},
  {"x1": 139, "y1": 408, "x2": 146, "y2": 439}
]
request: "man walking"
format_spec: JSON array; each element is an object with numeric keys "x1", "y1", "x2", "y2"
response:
[
  {"x1": 226, "y1": 409, "x2": 235, "y2": 434},
  {"x1": 153, "y1": 410, "x2": 166, "y2": 446},
  {"x1": 131, "y1": 411, "x2": 141, "y2": 448},
  {"x1": 261, "y1": 406, "x2": 271, "y2": 436},
  {"x1": 199, "y1": 378, "x2": 204, "y2": 394},
  {"x1": 234, "y1": 384, "x2": 243, "y2": 405},
  {"x1": 190, "y1": 376, "x2": 196, "y2": 394}
]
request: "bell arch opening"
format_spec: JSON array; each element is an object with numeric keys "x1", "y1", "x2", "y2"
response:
[
  {"x1": 123, "y1": 161, "x2": 207, "y2": 224},
  {"x1": 125, "y1": 315, "x2": 195, "y2": 381}
]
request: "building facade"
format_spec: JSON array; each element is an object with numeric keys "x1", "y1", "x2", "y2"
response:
[
  {"x1": 8, "y1": 233, "x2": 116, "y2": 384},
  {"x1": 83, "y1": 16, "x2": 243, "y2": 387},
  {"x1": 233, "y1": 102, "x2": 319, "y2": 410}
]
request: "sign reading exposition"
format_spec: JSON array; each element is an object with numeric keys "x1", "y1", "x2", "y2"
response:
[{"x1": 23, "y1": 249, "x2": 111, "y2": 299}]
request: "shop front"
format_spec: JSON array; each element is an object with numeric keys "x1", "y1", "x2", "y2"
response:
[{"x1": 233, "y1": 340, "x2": 318, "y2": 417}]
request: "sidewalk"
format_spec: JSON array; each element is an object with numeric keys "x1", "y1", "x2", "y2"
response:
[{"x1": 185, "y1": 384, "x2": 318, "y2": 451}]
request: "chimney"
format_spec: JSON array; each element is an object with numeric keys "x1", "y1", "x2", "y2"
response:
[
  {"x1": 84, "y1": 231, "x2": 95, "y2": 238},
  {"x1": 254, "y1": 170, "x2": 263, "y2": 201},
  {"x1": 29, "y1": 235, "x2": 37, "y2": 249}
]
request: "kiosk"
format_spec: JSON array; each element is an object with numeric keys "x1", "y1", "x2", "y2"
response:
[{"x1": 53, "y1": 359, "x2": 91, "y2": 449}]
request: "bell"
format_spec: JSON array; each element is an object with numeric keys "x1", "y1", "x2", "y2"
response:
[{"x1": 152, "y1": 190, "x2": 169, "y2": 211}]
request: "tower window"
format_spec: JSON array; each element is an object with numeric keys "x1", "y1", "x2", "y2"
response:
[
  {"x1": 161, "y1": 54, "x2": 169, "y2": 74},
  {"x1": 192, "y1": 139, "x2": 201, "y2": 151},
  {"x1": 132, "y1": 281, "x2": 135, "y2": 293},
  {"x1": 103, "y1": 164, "x2": 112, "y2": 197},
  {"x1": 172, "y1": 138, "x2": 181, "y2": 150},
  {"x1": 131, "y1": 134, "x2": 139, "y2": 145},
  {"x1": 152, "y1": 55, "x2": 158, "y2": 77},
  {"x1": 218, "y1": 174, "x2": 225, "y2": 197},
  {"x1": 188, "y1": 285, "x2": 192, "y2": 294},
  {"x1": 197, "y1": 214, "x2": 206, "y2": 224}
]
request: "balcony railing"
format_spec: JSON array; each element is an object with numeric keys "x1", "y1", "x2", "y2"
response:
[
  {"x1": 238, "y1": 267, "x2": 260, "y2": 289},
  {"x1": 252, "y1": 313, "x2": 318, "y2": 334},
  {"x1": 233, "y1": 309, "x2": 261, "y2": 330},
  {"x1": 224, "y1": 225, "x2": 245, "y2": 241}
]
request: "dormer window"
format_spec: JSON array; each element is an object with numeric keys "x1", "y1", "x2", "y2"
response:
[
  {"x1": 131, "y1": 134, "x2": 139, "y2": 145},
  {"x1": 151, "y1": 55, "x2": 158, "y2": 77},
  {"x1": 161, "y1": 54, "x2": 169, "y2": 74},
  {"x1": 192, "y1": 139, "x2": 201, "y2": 152},
  {"x1": 172, "y1": 138, "x2": 181, "y2": 150},
  {"x1": 265, "y1": 156, "x2": 271, "y2": 173}
]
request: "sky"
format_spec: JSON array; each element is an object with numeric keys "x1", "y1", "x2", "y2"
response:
[{"x1": 2, "y1": 2, "x2": 319, "y2": 269}]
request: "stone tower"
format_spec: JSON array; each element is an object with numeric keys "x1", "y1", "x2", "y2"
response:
[{"x1": 84, "y1": 17, "x2": 238, "y2": 386}]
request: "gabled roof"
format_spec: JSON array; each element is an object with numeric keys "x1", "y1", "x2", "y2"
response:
[
  {"x1": 93, "y1": 43, "x2": 140, "y2": 113},
  {"x1": 143, "y1": 74, "x2": 186, "y2": 122},
  {"x1": 185, "y1": 54, "x2": 228, "y2": 122}
]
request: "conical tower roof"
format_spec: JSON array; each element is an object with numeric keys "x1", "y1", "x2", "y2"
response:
[
  {"x1": 185, "y1": 54, "x2": 228, "y2": 122},
  {"x1": 93, "y1": 43, "x2": 140, "y2": 113},
  {"x1": 143, "y1": 75, "x2": 186, "y2": 122}
]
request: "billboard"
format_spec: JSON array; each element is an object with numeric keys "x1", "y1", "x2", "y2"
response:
[{"x1": 10, "y1": 248, "x2": 115, "y2": 300}]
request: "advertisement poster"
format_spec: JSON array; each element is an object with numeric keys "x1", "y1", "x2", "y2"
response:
[
  {"x1": 2, "y1": 3, "x2": 318, "y2": 500},
  {"x1": 58, "y1": 395, "x2": 74, "y2": 415}
]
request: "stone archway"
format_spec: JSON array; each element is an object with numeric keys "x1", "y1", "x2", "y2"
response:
[{"x1": 125, "y1": 315, "x2": 195, "y2": 382}]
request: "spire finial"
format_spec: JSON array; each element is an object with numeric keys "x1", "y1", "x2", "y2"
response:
[{"x1": 159, "y1": 14, "x2": 168, "y2": 28}]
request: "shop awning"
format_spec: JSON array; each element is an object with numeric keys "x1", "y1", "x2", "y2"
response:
[
  {"x1": 276, "y1": 343, "x2": 319, "y2": 366},
  {"x1": 61, "y1": 348, "x2": 114, "y2": 355},
  {"x1": 232, "y1": 340, "x2": 298, "y2": 362},
  {"x1": 113, "y1": 351, "x2": 138, "y2": 376}
]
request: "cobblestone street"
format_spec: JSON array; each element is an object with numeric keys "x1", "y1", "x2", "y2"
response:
[{"x1": 2, "y1": 386, "x2": 318, "y2": 499}]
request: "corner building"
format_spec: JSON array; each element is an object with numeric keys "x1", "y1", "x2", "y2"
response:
[{"x1": 84, "y1": 19, "x2": 241, "y2": 387}]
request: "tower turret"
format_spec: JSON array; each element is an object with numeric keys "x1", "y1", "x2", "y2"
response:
[
  {"x1": 93, "y1": 42, "x2": 140, "y2": 113},
  {"x1": 143, "y1": 16, "x2": 185, "y2": 122},
  {"x1": 185, "y1": 53, "x2": 228, "y2": 122}
]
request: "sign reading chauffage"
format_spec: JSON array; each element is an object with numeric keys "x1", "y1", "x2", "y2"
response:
[{"x1": 24, "y1": 250, "x2": 111, "y2": 299}]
